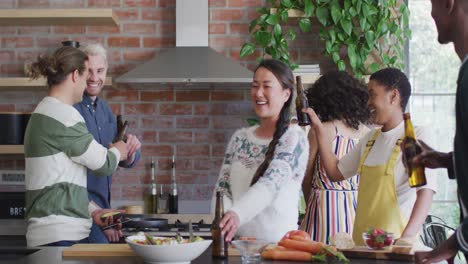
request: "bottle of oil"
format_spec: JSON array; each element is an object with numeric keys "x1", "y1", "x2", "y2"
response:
[
  {"x1": 145, "y1": 157, "x2": 158, "y2": 214},
  {"x1": 295, "y1": 76, "x2": 312, "y2": 126},
  {"x1": 157, "y1": 185, "x2": 169, "y2": 214},
  {"x1": 212, "y1": 191, "x2": 228, "y2": 258},
  {"x1": 168, "y1": 155, "x2": 178, "y2": 214},
  {"x1": 150, "y1": 157, "x2": 158, "y2": 213},
  {"x1": 403, "y1": 113, "x2": 427, "y2": 187}
]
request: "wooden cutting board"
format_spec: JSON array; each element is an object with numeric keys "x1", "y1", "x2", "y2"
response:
[
  {"x1": 63, "y1": 243, "x2": 241, "y2": 257},
  {"x1": 63, "y1": 244, "x2": 135, "y2": 257},
  {"x1": 341, "y1": 246, "x2": 414, "y2": 261}
]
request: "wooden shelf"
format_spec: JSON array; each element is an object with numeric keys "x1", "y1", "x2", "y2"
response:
[
  {"x1": 0, "y1": 145, "x2": 24, "y2": 154},
  {"x1": 296, "y1": 74, "x2": 320, "y2": 84},
  {"x1": 0, "y1": 77, "x2": 113, "y2": 88},
  {"x1": 295, "y1": 75, "x2": 370, "y2": 85},
  {"x1": 0, "y1": 9, "x2": 119, "y2": 26},
  {"x1": 270, "y1": 8, "x2": 306, "y2": 17}
]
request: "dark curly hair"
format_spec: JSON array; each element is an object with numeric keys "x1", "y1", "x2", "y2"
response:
[
  {"x1": 306, "y1": 71, "x2": 371, "y2": 130},
  {"x1": 370, "y1": 67, "x2": 411, "y2": 111}
]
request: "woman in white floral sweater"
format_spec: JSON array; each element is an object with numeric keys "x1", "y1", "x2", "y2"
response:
[{"x1": 212, "y1": 59, "x2": 309, "y2": 243}]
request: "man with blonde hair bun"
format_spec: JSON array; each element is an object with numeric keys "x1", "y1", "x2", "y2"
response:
[{"x1": 74, "y1": 43, "x2": 141, "y2": 243}]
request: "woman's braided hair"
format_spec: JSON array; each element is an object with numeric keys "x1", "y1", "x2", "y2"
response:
[{"x1": 250, "y1": 59, "x2": 294, "y2": 186}]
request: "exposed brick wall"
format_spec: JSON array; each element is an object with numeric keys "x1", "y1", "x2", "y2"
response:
[{"x1": 0, "y1": 0, "x2": 330, "y2": 203}]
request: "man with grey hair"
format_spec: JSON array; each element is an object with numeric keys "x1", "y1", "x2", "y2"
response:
[
  {"x1": 413, "y1": 0, "x2": 468, "y2": 263},
  {"x1": 74, "y1": 43, "x2": 141, "y2": 243}
]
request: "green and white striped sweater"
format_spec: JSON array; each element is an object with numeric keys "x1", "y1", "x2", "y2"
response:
[{"x1": 24, "y1": 96, "x2": 121, "y2": 247}]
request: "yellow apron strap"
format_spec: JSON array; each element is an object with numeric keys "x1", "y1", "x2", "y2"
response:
[
  {"x1": 384, "y1": 136, "x2": 404, "y2": 176},
  {"x1": 357, "y1": 129, "x2": 381, "y2": 174}
]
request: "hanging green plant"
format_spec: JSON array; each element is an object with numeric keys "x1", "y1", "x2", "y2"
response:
[{"x1": 240, "y1": 0, "x2": 411, "y2": 78}]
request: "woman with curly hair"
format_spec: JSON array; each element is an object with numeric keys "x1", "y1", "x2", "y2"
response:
[
  {"x1": 300, "y1": 71, "x2": 370, "y2": 243},
  {"x1": 304, "y1": 68, "x2": 436, "y2": 246}
]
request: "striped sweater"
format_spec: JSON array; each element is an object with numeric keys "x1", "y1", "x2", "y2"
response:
[{"x1": 24, "y1": 96, "x2": 121, "y2": 247}]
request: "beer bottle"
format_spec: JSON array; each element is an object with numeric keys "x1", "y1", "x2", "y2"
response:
[
  {"x1": 212, "y1": 191, "x2": 228, "y2": 258},
  {"x1": 295, "y1": 76, "x2": 312, "y2": 126},
  {"x1": 114, "y1": 115, "x2": 128, "y2": 143},
  {"x1": 403, "y1": 113, "x2": 427, "y2": 187}
]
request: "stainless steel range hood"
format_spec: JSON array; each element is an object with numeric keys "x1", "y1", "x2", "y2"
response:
[{"x1": 116, "y1": 0, "x2": 252, "y2": 84}]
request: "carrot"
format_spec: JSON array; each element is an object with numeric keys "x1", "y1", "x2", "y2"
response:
[
  {"x1": 290, "y1": 235, "x2": 309, "y2": 241},
  {"x1": 261, "y1": 248, "x2": 313, "y2": 261},
  {"x1": 264, "y1": 245, "x2": 287, "y2": 251},
  {"x1": 278, "y1": 238, "x2": 324, "y2": 254},
  {"x1": 282, "y1": 230, "x2": 310, "y2": 241}
]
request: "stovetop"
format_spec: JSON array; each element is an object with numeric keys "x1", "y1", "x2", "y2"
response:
[{"x1": 121, "y1": 219, "x2": 212, "y2": 238}]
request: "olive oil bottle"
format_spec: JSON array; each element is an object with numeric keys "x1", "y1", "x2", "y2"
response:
[
  {"x1": 168, "y1": 155, "x2": 178, "y2": 214},
  {"x1": 145, "y1": 157, "x2": 158, "y2": 214}
]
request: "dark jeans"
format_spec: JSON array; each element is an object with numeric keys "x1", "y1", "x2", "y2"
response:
[
  {"x1": 43, "y1": 237, "x2": 90, "y2": 247},
  {"x1": 88, "y1": 222, "x2": 110, "y2": 243}
]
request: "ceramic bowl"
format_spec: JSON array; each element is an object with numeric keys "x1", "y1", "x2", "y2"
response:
[{"x1": 126, "y1": 235, "x2": 212, "y2": 264}]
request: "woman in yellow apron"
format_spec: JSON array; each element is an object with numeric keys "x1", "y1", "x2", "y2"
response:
[{"x1": 304, "y1": 68, "x2": 437, "y2": 245}]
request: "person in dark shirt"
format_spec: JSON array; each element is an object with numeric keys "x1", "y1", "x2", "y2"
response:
[
  {"x1": 414, "y1": 1, "x2": 468, "y2": 263},
  {"x1": 74, "y1": 43, "x2": 141, "y2": 243}
]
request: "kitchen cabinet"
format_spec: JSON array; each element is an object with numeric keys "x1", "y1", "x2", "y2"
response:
[
  {"x1": 0, "y1": 77, "x2": 113, "y2": 89},
  {"x1": 0, "y1": 9, "x2": 119, "y2": 26},
  {"x1": 297, "y1": 75, "x2": 319, "y2": 84}
]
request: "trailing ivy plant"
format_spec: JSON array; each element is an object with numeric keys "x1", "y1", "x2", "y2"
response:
[{"x1": 240, "y1": 0, "x2": 411, "y2": 78}]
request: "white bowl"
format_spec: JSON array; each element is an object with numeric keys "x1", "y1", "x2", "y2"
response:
[{"x1": 126, "y1": 235, "x2": 212, "y2": 264}]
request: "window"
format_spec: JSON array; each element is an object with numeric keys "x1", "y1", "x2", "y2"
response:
[{"x1": 408, "y1": 0, "x2": 461, "y2": 228}]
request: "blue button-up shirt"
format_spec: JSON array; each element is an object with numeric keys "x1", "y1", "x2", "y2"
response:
[{"x1": 74, "y1": 95, "x2": 140, "y2": 209}]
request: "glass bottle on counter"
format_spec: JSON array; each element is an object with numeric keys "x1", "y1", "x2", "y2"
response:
[
  {"x1": 158, "y1": 185, "x2": 169, "y2": 214},
  {"x1": 168, "y1": 155, "x2": 178, "y2": 214},
  {"x1": 403, "y1": 113, "x2": 427, "y2": 187},
  {"x1": 295, "y1": 75, "x2": 312, "y2": 126},
  {"x1": 145, "y1": 157, "x2": 158, "y2": 214},
  {"x1": 212, "y1": 191, "x2": 228, "y2": 258}
]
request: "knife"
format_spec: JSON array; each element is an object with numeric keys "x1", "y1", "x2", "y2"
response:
[{"x1": 101, "y1": 218, "x2": 132, "y2": 230}]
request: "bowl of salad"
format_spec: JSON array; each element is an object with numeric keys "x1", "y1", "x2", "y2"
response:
[{"x1": 126, "y1": 232, "x2": 212, "y2": 264}]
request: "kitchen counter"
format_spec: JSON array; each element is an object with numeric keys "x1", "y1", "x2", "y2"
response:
[{"x1": 9, "y1": 246, "x2": 423, "y2": 264}]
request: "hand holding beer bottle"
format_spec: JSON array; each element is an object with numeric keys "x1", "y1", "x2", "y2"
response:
[
  {"x1": 295, "y1": 76, "x2": 312, "y2": 126},
  {"x1": 402, "y1": 113, "x2": 427, "y2": 187}
]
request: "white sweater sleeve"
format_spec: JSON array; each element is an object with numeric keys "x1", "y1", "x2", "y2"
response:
[
  {"x1": 229, "y1": 127, "x2": 309, "y2": 226},
  {"x1": 211, "y1": 130, "x2": 239, "y2": 214}
]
